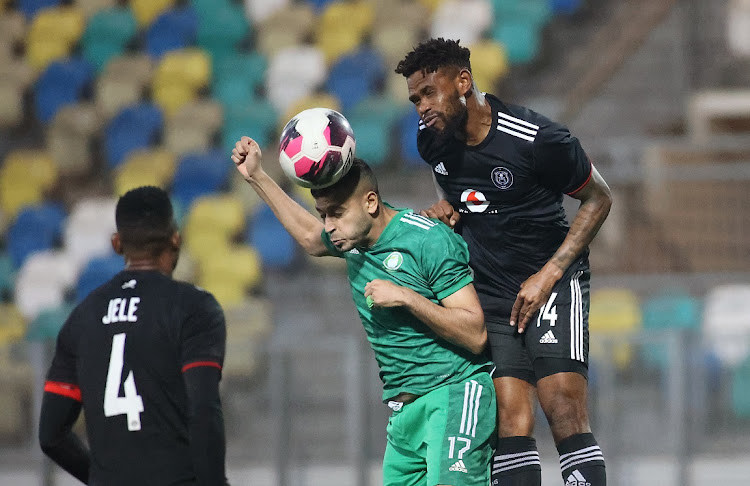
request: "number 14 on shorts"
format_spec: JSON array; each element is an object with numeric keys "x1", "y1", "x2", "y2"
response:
[{"x1": 536, "y1": 292, "x2": 558, "y2": 327}]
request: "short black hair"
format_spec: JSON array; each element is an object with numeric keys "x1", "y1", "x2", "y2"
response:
[
  {"x1": 395, "y1": 38, "x2": 472, "y2": 78},
  {"x1": 115, "y1": 186, "x2": 176, "y2": 254},
  {"x1": 310, "y1": 158, "x2": 378, "y2": 204}
]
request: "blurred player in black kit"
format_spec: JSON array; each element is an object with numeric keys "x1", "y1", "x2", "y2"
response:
[
  {"x1": 397, "y1": 39, "x2": 613, "y2": 486},
  {"x1": 39, "y1": 186, "x2": 229, "y2": 486}
]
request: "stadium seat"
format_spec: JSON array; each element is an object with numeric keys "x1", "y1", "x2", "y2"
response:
[
  {"x1": 49, "y1": 103, "x2": 100, "y2": 177},
  {"x1": 26, "y1": 6, "x2": 85, "y2": 71},
  {"x1": 430, "y1": 0, "x2": 493, "y2": 47},
  {"x1": 104, "y1": 54, "x2": 154, "y2": 88},
  {"x1": 468, "y1": 38, "x2": 509, "y2": 92},
  {"x1": 266, "y1": 45, "x2": 326, "y2": 114},
  {"x1": 33, "y1": 58, "x2": 94, "y2": 123},
  {"x1": 589, "y1": 288, "x2": 642, "y2": 370},
  {"x1": 703, "y1": 284, "x2": 750, "y2": 366},
  {"x1": 164, "y1": 99, "x2": 223, "y2": 156},
  {"x1": 63, "y1": 197, "x2": 118, "y2": 267},
  {"x1": 0, "y1": 303, "x2": 25, "y2": 344},
  {"x1": 0, "y1": 252, "x2": 13, "y2": 297},
  {"x1": 222, "y1": 296, "x2": 273, "y2": 381},
  {"x1": 145, "y1": 7, "x2": 198, "y2": 59},
  {"x1": 75, "y1": 253, "x2": 123, "y2": 301},
  {"x1": 0, "y1": 78, "x2": 26, "y2": 128},
  {"x1": 326, "y1": 47, "x2": 385, "y2": 112},
  {"x1": 372, "y1": 22, "x2": 421, "y2": 70},
  {"x1": 244, "y1": 0, "x2": 288, "y2": 24},
  {"x1": 6, "y1": 202, "x2": 66, "y2": 268},
  {"x1": 104, "y1": 103, "x2": 163, "y2": 168},
  {"x1": 640, "y1": 291, "x2": 701, "y2": 369},
  {"x1": 0, "y1": 11, "x2": 26, "y2": 51},
  {"x1": 255, "y1": 3, "x2": 314, "y2": 57},
  {"x1": 212, "y1": 52, "x2": 267, "y2": 96},
  {"x1": 490, "y1": 19, "x2": 542, "y2": 64},
  {"x1": 26, "y1": 302, "x2": 75, "y2": 341},
  {"x1": 247, "y1": 204, "x2": 297, "y2": 269},
  {"x1": 550, "y1": 0, "x2": 582, "y2": 15},
  {"x1": 76, "y1": 0, "x2": 117, "y2": 18},
  {"x1": 222, "y1": 97, "x2": 278, "y2": 151},
  {"x1": 81, "y1": 7, "x2": 137, "y2": 71},
  {"x1": 197, "y1": 244, "x2": 262, "y2": 306},
  {"x1": 0, "y1": 150, "x2": 57, "y2": 219},
  {"x1": 114, "y1": 149, "x2": 176, "y2": 195},
  {"x1": 130, "y1": 0, "x2": 174, "y2": 27},
  {"x1": 152, "y1": 48, "x2": 211, "y2": 116},
  {"x1": 171, "y1": 150, "x2": 232, "y2": 209},
  {"x1": 196, "y1": 3, "x2": 248, "y2": 63},
  {"x1": 95, "y1": 73, "x2": 147, "y2": 122},
  {"x1": 14, "y1": 249, "x2": 77, "y2": 320},
  {"x1": 184, "y1": 194, "x2": 245, "y2": 243},
  {"x1": 17, "y1": 0, "x2": 60, "y2": 19}
]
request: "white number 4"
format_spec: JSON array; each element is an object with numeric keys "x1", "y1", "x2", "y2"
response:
[
  {"x1": 104, "y1": 333, "x2": 144, "y2": 431},
  {"x1": 537, "y1": 292, "x2": 558, "y2": 327}
]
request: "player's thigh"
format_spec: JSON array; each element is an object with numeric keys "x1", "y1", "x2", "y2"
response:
[
  {"x1": 383, "y1": 439, "x2": 427, "y2": 486},
  {"x1": 526, "y1": 267, "x2": 591, "y2": 380},
  {"x1": 487, "y1": 329, "x2": 535, "y2": 384},
  {"x1": 493, "y1": 375, "x2": 537, "y2": 436},
  {"x1": 426, "y1": 373, "x2": 496, "y2": 486}
]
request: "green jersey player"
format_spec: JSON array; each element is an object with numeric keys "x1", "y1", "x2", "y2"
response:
[{"x1": 232, "y1": 136, "x2": 496, "y2": 486}]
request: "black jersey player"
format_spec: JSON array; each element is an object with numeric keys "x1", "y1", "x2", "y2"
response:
[
  {"x1": 39, "y1": 186, "x2": 229, "y2": 486},
  {"x1": 396, "y1": 39, "x2": 613, "y2": 486}
]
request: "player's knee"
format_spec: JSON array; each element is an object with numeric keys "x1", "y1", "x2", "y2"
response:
[{"x1": 497, "y1": 402, "x2": 535, "y2": 437}]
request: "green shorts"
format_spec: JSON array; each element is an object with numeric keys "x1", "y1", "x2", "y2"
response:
[{"x1": 383, "y1": 372, "x2": 496, "y2": 486}]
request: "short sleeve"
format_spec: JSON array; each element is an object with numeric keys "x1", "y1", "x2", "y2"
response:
[
  {"x1": 45, "y1": 312, "x2": 81, "y2": 401},
  {"x1": 320, "y1": 229, "x2": 346, "y2": 259},
  {"x1": 532, "y1": 121, "x2": 592, "y2": 195},
  {"x1": 420, "y1": 227, "x2": 474, "y2": 301},
  {"x1": 181, "y1": 291, "x2": 227, "y2": 373}
]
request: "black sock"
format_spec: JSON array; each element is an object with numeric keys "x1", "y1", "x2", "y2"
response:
[
  {"x1": 491, "y1": 436, "x2": 541, "y2": 486},
  {"x1": 557, "y1": 433, "x2": 606, "y2": 486}
]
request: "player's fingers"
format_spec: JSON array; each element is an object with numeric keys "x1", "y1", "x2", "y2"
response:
[
  {"x1": 510, "y1": 295, "x2": 524, "y2": 327},
  {"x1": 234, "y1": 140, "x2": 247, "y2": 157},
  {"x1": 517, "y1": 303, "x2": 533, "y2": 333}
]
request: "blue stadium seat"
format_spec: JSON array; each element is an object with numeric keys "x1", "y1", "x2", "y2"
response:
[
  {"x1": 7, "y1": 202, "x2": 67, "y2": 268},
  {"x1": 33, "y1": 58, "x2": 94, "y2": 122},
  {"x1": 75, "y1": 253, "x2": 124, "y2": 301},
  {"x1": 550, "y1": 0, "x2": 582, "y2": 15},
  {"x1": 0, "y1": 253, "x2": 15, "y2": 299},
  {"x1": 18, "y1": 0, "x2": 60, "y2": 19},
  {"x1": 246, "y1": 204, "x2": 296, "y2": 269},
  {"x1": 104, "y1": 104, "x2": 164, "y2": 169},
  {"x1": 307, "y1": 0, "x2": 338, "y2": 12},
  {"x1": 172, "y1": 150, "x2": 232, "y2": 209},
  {"x1": 398, "y1": 109, "x2": 424, "y2": 167},
  {"x1": 326, "y1": 48, "x2": 385, "y2": 112},
  {"x1": 145, "y1": 7, "x2": 199, "y2": 58}
]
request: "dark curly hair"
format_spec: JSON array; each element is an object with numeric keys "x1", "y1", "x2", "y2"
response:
[
  {"x1": 115, "y1": 186, "x2": 177, "y2": 254},
  {"x1": 395, "y1": 38, "x2": 472, "y2": 78}
]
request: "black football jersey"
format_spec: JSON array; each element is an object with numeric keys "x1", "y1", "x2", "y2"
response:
[
  {"x1": 417, "y1": 94, "x2": 592, "y2": 325},
  {"x1": 45, "y1": 269, "x2": 226, "y2": 486}
]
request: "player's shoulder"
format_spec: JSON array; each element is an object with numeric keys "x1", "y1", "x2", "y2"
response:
[
  {"x1": 489, "y1": 95, "x2": 568, "y2": 144},
  {"x1": 395, "y1": 211, "x2": 461, "y2": 243},
  {"x1": 175, "y1": 279, "x2": 222, "y2": 311}
]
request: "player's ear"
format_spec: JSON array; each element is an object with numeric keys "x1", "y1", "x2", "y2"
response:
[
  {"x1": 365, "y1": 191, "x2": 379, "y2": 215},
  {"x1": 111, "y1": 233, "x2": 123, "y2": 255},
  {"x1": 170, "y1": 231, "x2": 181, "y2": 251},
  {"x1": 457, "y1": 68, "x2": 473, "y2": 97}
]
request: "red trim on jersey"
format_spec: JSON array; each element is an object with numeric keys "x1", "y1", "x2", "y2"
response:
[
  {"x1": 44, "y1": 381, "x2": 82, "y2": 402},
  {"x1": 182, "y1": 361, "x2": 222, "y2": 373},
  {"x1": 566, "y1": 166, "x2": 593, "y2": 196}
]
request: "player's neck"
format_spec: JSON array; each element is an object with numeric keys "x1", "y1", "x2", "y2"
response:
[
  {"x1": 124, "y1": 253, "x2": 175, "y2": 277},
  {"x1": 366, "y1": 205, "x2": 397, "y2": 248},
  {"x1": 463, "y1": 92, "x2": 493, "y2": 146}
]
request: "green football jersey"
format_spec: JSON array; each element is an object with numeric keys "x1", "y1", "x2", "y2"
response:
[{"x1": 321, "y1": 207, "x2": 492, "y2": 401}]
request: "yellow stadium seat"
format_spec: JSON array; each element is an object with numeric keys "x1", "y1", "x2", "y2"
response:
[
  {"x1": 114, "y1": 149, "x2": 176, "y2": 195},
  {"x1": 0, "y1": 303, "x2": 26, "y2": 346},
  {"x1": 316, "y1": 29, "x2": 362, "y2": 65},
  {"x1": 130, "y1": 0, "x2": 174, "y2": 27},
  {"x1": 184, "y1": 231, "x2": 230, "y2": 265},
  {"x1": 0, "y1": 150, "x2": 57, "y2": 217},
  {"x1": 152, "y1": 83, "x2": 197, "y2": 118},
  {"x1": 589, "y1": 288, "x2": 642, "y2": 370},
  {"x1": 153, "y1": 48, "x2": 211, "y2": 92},
  {"x1": 315, "y1": 1, "x2": 374, "y2": 64},
  {"x1": 469, "y1": 39, "x2": 509, "y2": 92},
  {"x1": 184, "y1": 195, "x2": 245, "y2": 242},
  {"x1": 26, "y1": 6, "x2": 85, "y2": 70},
  {"x1": 281, "y1": 93, "x2": 341, "y2": 131},
  {"x1": 198, "y1": 244, "x2": 262, "y2": 293},
  {"x1": 418, "y1": 0, "x2": 447, "y2": 12}
]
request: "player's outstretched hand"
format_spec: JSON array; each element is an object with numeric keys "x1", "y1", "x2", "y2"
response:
[
  {"x1": 231, "y1": 136, "x2": 262, "y2": 181},
  {"x1": 365, "y1": 279, "x2": 410, "y2": 308},
  {"x1": 510, "y1": 269, "x2": 560, "y2": 333},
  {"x1": 420, "y1": 199, "x2": 460, "y2": 229}
]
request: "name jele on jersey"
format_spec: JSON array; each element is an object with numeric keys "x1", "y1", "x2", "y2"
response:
[{"x1": 102, "y1": 297, "x2": 141, "y2": 324}]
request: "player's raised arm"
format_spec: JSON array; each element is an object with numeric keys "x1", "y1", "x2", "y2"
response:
[
  {"x1": 365, "y1": 280, "x2": 487, "y2": 355},
  {"x1": 231, "y1": 136, "x2": 331, "y2": 257}
]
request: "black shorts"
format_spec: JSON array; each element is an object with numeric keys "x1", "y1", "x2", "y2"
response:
[{"x1": 487, "y1": 264, "x2": 590, "y2": 384}]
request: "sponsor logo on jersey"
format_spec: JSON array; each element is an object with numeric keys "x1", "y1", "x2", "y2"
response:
[
  {"x1": 383, "y1": 251, "x2": 403, "y2": 271},
  {"x1": 539, "y1": 330, "x2": 558, "y2": 344},
  {"x1": 348, "y1": 248, "x2": 360, "y2": 254},
  {"x1": 121, "y1": 279, "x2": 137, "y2": 289},
  {"x1": 449, "y1": 460, "x2": 468, "y2": 473},
  {"x1": 491, "y1": 167, "x2": 513, "y2": 189},
  {"x1": 434, "y1": 162, "x2": 448, "y2": 175},
  {"x1": 460, "y1": 189, "x2": 490, "y2": 213}
]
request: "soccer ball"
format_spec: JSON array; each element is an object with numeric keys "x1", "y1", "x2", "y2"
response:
[{"x1": 278, "y1": 108, "x2": 356, "y2": 189}]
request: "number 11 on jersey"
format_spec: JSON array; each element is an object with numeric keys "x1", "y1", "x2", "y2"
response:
[{"x1": 104, "y1": 333, "x2": 144, "y2": 431}]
